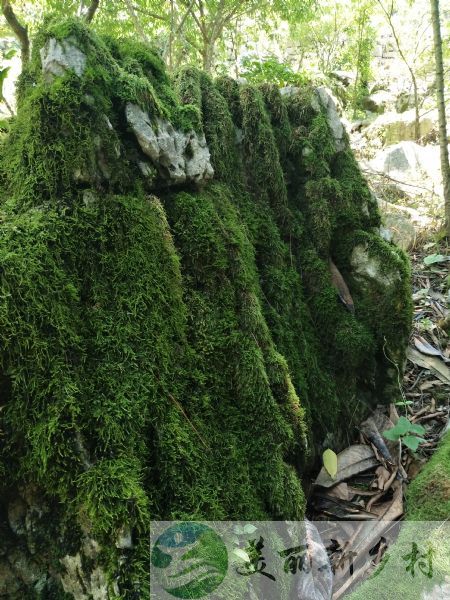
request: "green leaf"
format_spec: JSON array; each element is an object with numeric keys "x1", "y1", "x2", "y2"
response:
[
  {"x1": 0, "y1": 66, "x2": 10, "y2": 101},
  {"x1": 243, "y1": 524, "x2": 257, "y2": 534},
  {"x1": 395, "y1": 400, "x2": 413, "y2": 406},
  {"x1": 233, "y1": 548, "x2": 250, "y2": 562},
  {"x1": 424, "y1": 254, "x2": 448, "y2": 265},
  {"x1": 402, "y1": 436, "x2": 425, "y2": 452},
  {"x1": 408, "y1": 423, "x2": 426, "y2": 435},
  {"x1": 383, "y1": 428, "x2": 401, "y2": 441},
  {"x1": 323, "y1": 448, "x2": 338, "y2": 479},
  {"x1": 396, "y1": 416, "x2": 412, "y2": 435},
  {"x1": 4, "y1": 49, "x2": 16, "y2": 60}
]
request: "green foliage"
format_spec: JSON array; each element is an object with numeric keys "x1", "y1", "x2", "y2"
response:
[
  {"x1": 383, "y1": 416, "x2": 426, "y2": 451},
  {"x1": 241, "y1": 56, "x2": 307, "y2": 87}
]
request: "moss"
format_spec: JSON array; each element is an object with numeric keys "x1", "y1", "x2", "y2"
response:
[
  {"x1": 406, "y1": 432, "x2": 450, "y2": 521},
  {"x1": 0, "y1": 15, "x2": 413, "y2": 597}
]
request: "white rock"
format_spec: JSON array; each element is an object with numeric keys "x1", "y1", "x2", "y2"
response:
[
  {"x1": 366, "y1": 141, "x2": 444, "y2": 197},
  {"x1": 126, "y1": 103, "x2": 214, "y2": 184},
  {"x1": 364, "y1": 109, "x2": 436, "y2": 145},
  {"x1": 60, "y1": 552, "x2": 108, "y2": 600},
  {"x1": 40, "y1": 37, "x2": 86, "y2": 83},
  {"x1": 362, "y1": 90, "x2": 396, "y2": 114},
  {"x1": 115, "y1": 525, "x2": 133, "y2": 549},
  {"x1": 312, "y1": 87, "x2": 347, "y2": 152},
  {"x1": 351, "y1": 244, "x2": 401, "y2": 287}
]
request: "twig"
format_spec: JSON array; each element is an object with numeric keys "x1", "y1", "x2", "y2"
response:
[{"x1": 168, "y1": 392, "x2": 210, "y2": 450}]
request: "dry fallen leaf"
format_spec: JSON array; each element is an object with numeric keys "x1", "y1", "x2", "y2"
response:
[
  {"x1": 407, "y1": 347, "x2": 450, "y2": 384},
  {"x1": 414, "y1": 335, "x2": 442, "y2": 357},
  {"x1": 329, "y1": 259, "x2": 354, "y2": 313},
  {"x1": 315, "y1": 445, "x2": 378, "y2": 488}
]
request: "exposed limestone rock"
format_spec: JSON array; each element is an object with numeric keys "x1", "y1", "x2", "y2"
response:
[
  {"x1": 364, "y1": 109, "x2": 436, "y2": 145},
  {"x1": 60, "y1": 551, "x2": 108, "y2": 600},
  {"x1": 362, "y1": 90, "x2": 395, "y2": 114},
  {"x1": 312, "y1": 87, "x2": 347, "y2": 152},
  {"x1": 351, "y1": 244, "x2": 402, "y2": 288},
  {"x1": 378, "y1": 200, "x2": 417, "y2": 250},
  {"x1": 366, "y1": 141, "x2": 444, "y2": 197},
  {"x1": 40, "y1": 37, "x2": 87, "y2": 83},
  {"x1": 126, "y1": 103, "x2": 214, "y2": 184}
]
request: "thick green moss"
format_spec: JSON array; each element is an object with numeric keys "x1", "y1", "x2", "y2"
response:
[
  {"x1": 407, "y1": 432, "x2": 450, "y2": 520},
  {"x1": 0, "y1": 16, "x2": 412, "y2": 598}
]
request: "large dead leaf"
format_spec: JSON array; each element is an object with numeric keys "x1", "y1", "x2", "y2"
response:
[
  {"x1": 407, "y1": 347, "x2": 450, "y2": 384},
  {"x1": 327, "y1": 483, "x2": 349, "y2": 501},
  {"x1": 329, "y1": 259, "x2": 354, "y2": 313},
  {"x1": 314, "y1": 445, "x2": 378, "y2": 488},
  {"x1": 414, "y1": 335, "x2": 442, "y2": 357}
]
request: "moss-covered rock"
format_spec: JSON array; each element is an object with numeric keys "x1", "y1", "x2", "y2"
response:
[{"x1": 0, "y1": 16, "x2": 412, "y2": 599}]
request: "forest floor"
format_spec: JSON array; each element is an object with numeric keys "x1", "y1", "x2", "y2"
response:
[{"x1": 307, "y1": 226, "x2": 450, "y2": 598}]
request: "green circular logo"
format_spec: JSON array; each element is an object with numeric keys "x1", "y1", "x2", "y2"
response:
[{"x1": 151, "y1": 522, "x2": 228, "y2": 598}]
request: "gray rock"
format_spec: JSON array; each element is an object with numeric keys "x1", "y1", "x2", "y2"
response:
[
  {"x1": 280, "y1": 85, "x2": 300, "y2": 98},
  {"x1": 364, "y1": 109, "x2": 436, "y2": 145},
  {"x1": 7, "y1": 499, "x2": 27, "y2": 537},
  {"x1": 126, "y1": 103, "x2": 214, "y2": 184},
  {"x1": 351, "y1": 244, "x2": 401, "y2": 288},
  {"x1": 40, "y1": 37, "x2": 86, "y2": 83},
  {"x1": 379, "y1": 204, "x2": 417, "y2": 250},
  {"x1": 115, "y1": 526, "x2": 133, "y2": 549},
  {"x1": 312, "y1": 87, "x2": 347, "y2": 152},
  {"x1": 329, "y1": 70, "x2": 354, "y2": 87},
  {"x1": 367, "y1": 141, "x2": 444, "y2": 197},
  {"x1": 362, "y1": 90, "x2": 395, "y2": 114}
]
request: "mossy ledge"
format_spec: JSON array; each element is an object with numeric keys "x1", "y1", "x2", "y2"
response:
[{"x1": 0, "y1": 17, "x2": 411, "y2": 599}]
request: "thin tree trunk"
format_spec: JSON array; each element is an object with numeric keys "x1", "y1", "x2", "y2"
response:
[
  {"x1": 202, "y1": 39, "x2": 215, "y2": 73},
  {"x1": 377, "y1": 0, "x2": 420, "y2": 139},
  {"x1": 80, "y1": 0, "x2": 100, "y2": 24},
  {"x1": 1, "y1": 1, "x2": 29, "y2": 66},
  {"x1": 430, "y1": 0, "x2": 450, "y2": 235}
]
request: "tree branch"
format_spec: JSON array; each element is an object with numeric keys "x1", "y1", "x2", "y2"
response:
[
  {"x1": 123, "y1": 0, "x2": 150, "y2": 43},
  {"x1": 1, "y1": 0, "x2": 29, "y2": 65},
  {"x1": 83, "y1": 0, "x2": 100, "y2": 24}
]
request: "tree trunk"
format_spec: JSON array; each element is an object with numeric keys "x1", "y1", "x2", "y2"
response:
[
  {"x1": 430, "y1": 0, "x2": 450, "y2": 235},
  {"x1": 1, "y1": 0, "x2": 29, "y2": 66},
  {"x1": 202, "y1": 39, "x2": 215, "y2": 74}
]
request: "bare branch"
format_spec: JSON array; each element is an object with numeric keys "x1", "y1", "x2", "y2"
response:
[
  {"x1": 1, "y1": 0, "x2": 29, "y2": 65},
  {"x1": 130, "y1": 3, "x2": 168, "y2": 22},
  {"x1": 123, "y1": 0, "x2": 150, "y2": 43}
]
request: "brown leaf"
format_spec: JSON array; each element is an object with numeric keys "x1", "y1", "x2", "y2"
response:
[
  {"x1": 406, "y1": 347, "x2": 450, "y2": 384},
  {"x1": 327, "y1": 482, "x2": 350, "y2": 501},
  {"x1": 314, "y1": 445, "x2": 378, "y2": 488},
  {"x1": 375, "y1": 466, "x2": 391, "y2": 491},
  {"x1": 414, "y1": 335, "x2": 442, "y2": 357},
  {"x1": 329, "y1": 259, "x2": 354, "y2": 313}
]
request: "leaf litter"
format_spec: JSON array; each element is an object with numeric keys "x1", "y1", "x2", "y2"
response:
[{"x1": 307, "y1": 236, "x2": 450, "y2": 598}]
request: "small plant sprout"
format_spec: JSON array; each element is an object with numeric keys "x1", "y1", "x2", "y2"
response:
[{"x1": 383, "y1": 416, "x2": 426, "y2": 452}]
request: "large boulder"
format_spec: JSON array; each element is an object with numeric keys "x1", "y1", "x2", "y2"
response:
[
  {"x1": 362, "y1": 90, "x2": 396, "y2": 114},
  {"x1": 366, "y1": 141, "x2": 443, "y2": 196},
  {"x1": 365, "y1": 109, "x2": 436, "y2": 145},
  {"x1": 0, "y1": 17, "x2": 412, "y2": 599}
]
